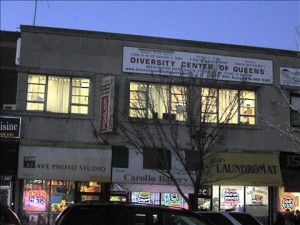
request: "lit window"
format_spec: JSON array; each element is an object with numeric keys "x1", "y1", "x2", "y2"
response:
[
  {"x1": 26, "y1": 75, "x2": 90, "y2": 114},
  {"x1": 201, "y1": 88, "x2": 256, "y2": 124},
  {"x1": 240, "y1": 91, "x2": 256, "y2": 125},
  {"x1": 129, "y1": 82, "x2": 187, "y2": 121}
]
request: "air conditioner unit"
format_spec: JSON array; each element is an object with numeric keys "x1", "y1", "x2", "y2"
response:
[{"x1": 3, "y1": 104, "x2": 16, "y2": 110}]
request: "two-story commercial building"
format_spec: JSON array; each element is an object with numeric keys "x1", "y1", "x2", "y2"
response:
[{"x1": 0, "y1": 25, "x2": 299, "y2": 225}]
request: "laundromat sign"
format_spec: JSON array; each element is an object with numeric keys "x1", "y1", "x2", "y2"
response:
[{"x1": 18, "y1": 146, "x2": 112, "y2": 182}]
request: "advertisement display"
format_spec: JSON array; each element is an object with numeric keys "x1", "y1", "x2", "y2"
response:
[
  {"x1": 131, "y1": 192, "x2": 188, "y2": 209},
  {"x1": 278, "y1": 186, "x2": 300, "y2": 212},
  {"x1": 123, "y1": 47, "x2": 273, "y2": 84},
  {"x1": 161, "y1": 192, "x2": 188, "y2": 209},
  {"x1": 280, "y1": 67, "x2": 300, "y2": 87},
  {"x1": 131, "y1": 192, "x2": 160, "y2": 205},
  {"x1": 100, "y1": 76, "x2": 115, "y2": 133},
  {"x1": 18, "y1": 146, "x2": 112, "y2": 182},
  {"x1": 245, "y1": 186, "x2": 268, "y2": 216},
  {"x1": 220, "y1": 186, "x2": 244, "y2": 211},
  {"x1": 23, "y1": 188, "x2": 47, "y2": 212}
]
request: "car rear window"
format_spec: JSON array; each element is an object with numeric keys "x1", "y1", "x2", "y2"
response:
[
  {"x1": 198, "y1": 213, "x2": 234, "y2": 225},
  {"x1": 228, "y1": 213, "x2": 260, "y2": 225},
  {"x1": 60, "y1": 206, "x2": 118, "y2": 225}
]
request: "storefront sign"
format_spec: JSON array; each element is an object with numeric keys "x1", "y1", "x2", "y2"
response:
[
  {"x1": 0, "y1": 175, "x2": 13, "y2": 181},
  {"x1": 206, "y1": 153, "x2": 282, "y2": 186},
  {"x1": 18, "y1": 146, "x2": 112, "y2": 182},
  {"x1": 280, "y1": 67, "x2": 300, "y2": 87},
  {"x1": 0, "y1": 116, "x2": 21, "y2": 138},
  {"x1": 123, "y1": 47, "x2": 273, "y2": 84},
  {"x1": 100, "y1": 76, "x2": 115, "y2": 133},
  {"x1": 280, "y1": 152, "x2": 300, "y2": 192},
  {"x1": 112, "y1": 147, "x2": 192, "y2": 186}
]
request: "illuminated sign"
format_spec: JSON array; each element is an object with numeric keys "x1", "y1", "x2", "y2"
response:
[
  {"x1": 100, "y1": 76, "x2": 115, "y2": 133},
  {"x1": 0, "y1": 116, "x2": 21, "y2": 138}
]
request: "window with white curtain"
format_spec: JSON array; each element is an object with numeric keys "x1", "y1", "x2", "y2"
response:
[
  {"x1": 129, "y1": 82, "x2": 256, "y2": 124},
  {"x1": 27, "y1": 74, "x2": 90, "y2": 114},
  {"x1": 201, "y1": 88, "x2": 256, "y2": 124},
  {"x1": 129, "y1": 82, "x2": 187, "y2": 121}
]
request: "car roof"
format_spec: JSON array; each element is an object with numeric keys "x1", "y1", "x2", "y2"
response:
[
  {"x1": 56, "y1": 202, "x2": 215, "y2": 225},
  {"x1": 194, "y1": 211, "x2": 262, "y2": 225}
]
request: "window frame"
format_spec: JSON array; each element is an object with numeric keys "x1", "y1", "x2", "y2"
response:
[
  {"x1": 201, "y1": 87, "x2": 256, "y2": 125},
  {"x1": 143, "y1": 147, "x2": 172, "y2": 170},
  {"x1": 26, "y1": 74, "x2": 90, "y2": 115},
  {"x1": 129, "y1": 82, "x2": 187, "y2": 121},
  {"x1": 290, "y1": 94, "x2": 300, "y2": 127}
]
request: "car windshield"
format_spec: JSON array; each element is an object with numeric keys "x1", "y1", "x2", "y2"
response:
[
  {"x1": 171, "y1": 214, "x2": 211, "y2": 225},
  {"x1": 228, "y1": 213, "x2": 261, "y2": 225},
  {"x1": 197, "y1": 213, "x2": 234, "y2": 225}
]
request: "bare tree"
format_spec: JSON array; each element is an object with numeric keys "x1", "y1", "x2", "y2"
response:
[
  {"x1": 118, "y1": 64, "x2": 250, "y2": 210},
  {"x1": 260, "y1": 82, "x2": 300, "y2": 150}
]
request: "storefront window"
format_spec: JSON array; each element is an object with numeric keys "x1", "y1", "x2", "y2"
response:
[
  {"x1": 131, "y1": 192, "x2": 160, "y2": 205},
  {"x1": 79, "y1": 181, "x2": 101, "y2": 193},
  {"x1": 198, "y1": 198, "x2": 211, "y2": 210},
  {"x1": 220, "y1": 186, "x2": 244, "y2": 211},
  {"x1": 23, "y1": 180, "x2": 48, "y2": 212},
  {"x1": 245, "y1": 186, "x2": 268, "y2": 217},
  {"x1": 278, "y1": 186, "x2": 300, "y2": 212},
  {"x1": 130, "y1": 192, "x2": 188, "y2": 209},
  {"x1": 212, "y1": 185, "x2": 220, "y2": 211},
  {"x1": 49, "y1": 181, "x2": 74, "y2": 213},
  {"x1": 23, "y1": 180, "x2": 74, "y2": 225},
  {"x1": 161, "y1": 192, "x2": 188, "y2": 209},
  {"x1": 212, "y1": 185, "x2": 269, "y2": 218}
]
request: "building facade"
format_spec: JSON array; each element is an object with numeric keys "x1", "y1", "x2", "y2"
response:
[
  {"x1": 0, "y1": 26, "x2": 299, "y2": 225},
  {"x1": 0, "y1": 31, "x2": 21, "y2": 210}
]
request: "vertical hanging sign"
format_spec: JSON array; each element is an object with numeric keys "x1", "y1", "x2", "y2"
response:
[{"x1": 100, "y1": 76, "x2": 115, "y2": 133}]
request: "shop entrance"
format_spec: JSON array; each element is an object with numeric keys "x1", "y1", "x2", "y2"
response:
[{"x1": 21, "y1": 180, "x2": 108, "y2": 225}]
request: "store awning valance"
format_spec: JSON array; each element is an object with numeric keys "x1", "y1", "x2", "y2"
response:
[
  {"x1": 280, "y1": 152, "x2": 300, "y2": 192},
  {"x1": 205, "y1": 152, "x2": 282, "y2": 186},
  {"x1": 111, "y1": 183, "x2": 194, "y2": 194},
  {"x1": 18, "y1": 145, "x2": 112, "y2": 182}
]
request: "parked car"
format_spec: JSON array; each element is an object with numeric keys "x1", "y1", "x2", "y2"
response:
[
  {"x1": 0, "y1": 204, "x2": 22, "y2": 225},
  {"x1": 194, "y1": 211, "x2": 263, "y2": 225},
  {"x1": 54, "y1": 201, "x2": 215, "y2": 225}
]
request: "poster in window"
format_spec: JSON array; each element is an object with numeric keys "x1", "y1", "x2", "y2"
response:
[
  {"x1": 220, "y1": 186, "x2": 244, "y2": 211},
  {"x1": 23, "y1": 189, "x2": 47, "y2": 211}
]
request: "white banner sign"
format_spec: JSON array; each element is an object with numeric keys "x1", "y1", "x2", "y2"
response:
[
  {"x1": 18, "y1": 146, "x2": 112, "y2": 182},
  {"x1": 123, "y1": 47, "x2": 273, "y2": 84},
  {"x1": 112, "y1": 147, "x2": 192, "y2": 186},
  {"x1": 280, "y1": 67, "x2": 300, "y2": 87}
]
